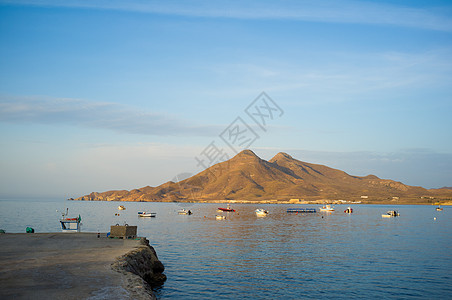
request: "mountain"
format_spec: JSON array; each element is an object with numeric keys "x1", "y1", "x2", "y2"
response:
[
  {"x1": 76, "y1": 150, "x2": 452, "y2": 204},
  {"x1": 433, "y1": 187, "x2": 452, "y2": 190}
]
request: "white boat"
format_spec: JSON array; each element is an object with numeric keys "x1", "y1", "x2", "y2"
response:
[
  {"x1": 215, "y1": 215, "x2": 226, "y2": 220},
  {"x1": 118, "y1": 205, "x2": 126, "y2": 210},
  {"x1": 178, "y1": 209, "x2": 193, "y2": 215},
  {"x1": 255, "y1": 208, "x2": 269, "y2": 217},
  {"x1": 138, "y1": 211, "x2": 156, "y2": 217},
  {"x1": 382, "y1": 210, "x2": 400, "y2": 218},
  {"x1": 319, "y1": 204, "x2": 335, "y2": 212},
  {"x1": 59, "y1": 208, "x2": 82, "y2": 232}
]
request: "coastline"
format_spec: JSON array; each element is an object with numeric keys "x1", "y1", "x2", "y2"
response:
[
  {"x1": 0, "y1": 233, "x2": 165, "y2": 300},
  {"x1": 70, "y1": 198, "x2": 452, "y2": 205}
]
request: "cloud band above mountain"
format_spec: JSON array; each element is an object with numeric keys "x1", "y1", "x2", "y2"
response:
[{"x1": 0, "y1": 95, "x2": 220, "y2": 136}]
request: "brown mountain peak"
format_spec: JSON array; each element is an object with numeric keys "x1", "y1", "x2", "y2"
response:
[
  {"x1": 232, "y1": 149, "x2": 260, "y2": 160},
  {"x1": 270, "y1": 152, "x2": 294, "y2": 163},
  {"x1": 363, "y1": 174, "x2": 380, "y2": 180}
]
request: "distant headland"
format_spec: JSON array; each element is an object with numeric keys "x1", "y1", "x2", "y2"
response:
[{"x1": 75, "y1": 150, "x2": 452, "y2": 205}]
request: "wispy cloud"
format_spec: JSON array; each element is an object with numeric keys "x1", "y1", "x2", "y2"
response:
[
  {"x1": 0, "y1": 95, "x2": 220, "y2": 136},
  {"x1": 1, "y1": 0, "x2": 452, "y2": 32},
  {"x1": 202, "y1": 48, "x2": 452, "y2": 104}
]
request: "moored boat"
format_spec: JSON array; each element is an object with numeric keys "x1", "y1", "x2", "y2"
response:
[
  {"x1": 319, "y1": 204, "x2": 335, "y2": 212},
  {"x1": 255, "y1": 208, "x2": 269, "y2": 217},
  {"x1": 382, "y1": 210, "x2": 400, "y2": 218},
  {"x1": 218, "y1": 204, "x2": 235, "y2": 212},
  {"x1": 118, "y1": 205, "x2": 126, "y2": 210},
  {"x1": 436, "y1": 206, "x2": 443, "y2": 211},
  {"x1": 138, "y1": 211, "x2": 156, "y2": 217},
  {"x1": 216, "y1": 215, "x2": 226, "y2": 220},
  {"x1": 59, "y1": 208, "x2": 82, "y2": 232},
  {"x1": 178, "y1": 209, "x2": 193, "y2": 215}
]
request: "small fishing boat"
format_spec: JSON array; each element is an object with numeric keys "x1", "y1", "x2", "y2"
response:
[
  {"x1": 216, "y1": 215, "x2": 226, "y2": 220},
  {"x1": 218, "y1": 204, "x2": 235, "y2": 212},
  {"x1": 178, "y1": 209, "x2": 193, "y2": 215},
  {"x1": 138, "y1": 211, "x2": 156, "y2": 217},
  {"x1": 118, "y1": 205, "x2": 126, "y2": 210},
  {"x1": 382, "y1": 210, "x2": 400, "y2": 218},
  {"x1": 436, "y1": 206, "x2": 443, "y2": 211},
  {"x1": 255, "y1": 208, "x2": 269, "y2": 217},
  {"x1": 344, "y1": 207, "x2": 353, "y2": 214},
  {"x1": 319, "y1": 204, "x2": 335, "y2": 212},
  {"x1": 59, "y1": 208, "x2": 82, "y2": 232}
]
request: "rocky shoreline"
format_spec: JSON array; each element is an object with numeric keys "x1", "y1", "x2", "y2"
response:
[
  {"x1": 112, "y1": 238, "x2": 166, "y2": 299},
  {"x1": 71, "y1": 197, "x2": 452, "y2": 205}
]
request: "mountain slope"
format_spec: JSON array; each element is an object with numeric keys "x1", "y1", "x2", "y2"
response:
[{"x1": 76, "y1": 150, "x2": 451, "y2": 203}]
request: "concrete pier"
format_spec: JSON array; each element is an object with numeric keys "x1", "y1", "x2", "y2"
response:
[{"x1": 0, "y1": 233, "x2": 165, "y2": 299}]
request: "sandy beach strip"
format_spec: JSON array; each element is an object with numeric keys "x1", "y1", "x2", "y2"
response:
[{"x1": 0, "y1": 232, "x2": 154, "y2": 299}]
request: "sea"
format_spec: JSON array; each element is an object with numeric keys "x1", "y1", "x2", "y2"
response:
[{"x1": 1, "y1": 199, "x2": 451, "y2": 299}]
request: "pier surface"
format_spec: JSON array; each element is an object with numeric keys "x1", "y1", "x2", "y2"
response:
[{"x1": 0, "y1": 233, "x2": 147, "y2": 299}]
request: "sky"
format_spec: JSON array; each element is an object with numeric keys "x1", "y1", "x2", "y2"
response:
[{"x1": 0, "y1": 0, "x2": 451, "y2": 198}]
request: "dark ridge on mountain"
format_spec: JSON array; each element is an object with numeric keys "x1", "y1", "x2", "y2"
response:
[
  {"x1": 236, "y1": 149, "x2": 259, "y2": 157},
  {"x1": 76, "y1": 150, "x2": 452, "y2": 204}
]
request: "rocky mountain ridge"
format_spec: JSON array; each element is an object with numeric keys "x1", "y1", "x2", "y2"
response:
[{"x1": 76, "y1": 150, "x2": 452, "y2": 204}]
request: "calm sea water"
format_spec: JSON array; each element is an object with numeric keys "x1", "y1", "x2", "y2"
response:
[{"x1": 1, "y1": 199, "x2": 451, "y2": 299}]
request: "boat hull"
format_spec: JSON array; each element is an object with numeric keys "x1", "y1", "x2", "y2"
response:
[
  {"x1": 255, "y1": 209, "x2": 269, "y2": 217},
  {"x1": 218, "y1": 208, "x2": 235, "y2": 212},
  {"x1": 139, "y1": 214, "x2": 156, "y2": 217},
  {"x1": 382, "y1": 211, "x2": 399, "y2": 218},
  {"x1": 138, "y1": 212, "x2": 156, "y2": 217},
  {"x1": 60, "y1": 220, "x2": 81, "y2": 232},
  {"x1": 319, "y1": 205, "x2": 334, "y2": 212}
]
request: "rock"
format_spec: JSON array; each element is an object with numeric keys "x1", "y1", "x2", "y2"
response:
[{"x1": 111, "y1": 238, "x2": 166, "y2": 299}]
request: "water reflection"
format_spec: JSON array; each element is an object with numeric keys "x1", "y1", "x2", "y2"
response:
[{"x1": 1, "y1": 200, "x2": 451, "y2": 299}]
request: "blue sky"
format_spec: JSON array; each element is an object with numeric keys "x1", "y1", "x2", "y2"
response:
[{"x1": 0, "y1": 0, "x2": 451, "y2": 198}]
